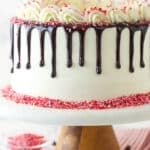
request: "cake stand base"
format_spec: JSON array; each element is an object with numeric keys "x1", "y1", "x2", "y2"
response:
[{"x1": 56, "y1": 126, "x2": 119, "y2": 150}]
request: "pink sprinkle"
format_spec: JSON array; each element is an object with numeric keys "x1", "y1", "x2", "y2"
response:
[
  {"x1": 88, "y1": 7, "x2": 107, "y2": 14},
  {"x1": 64, "y1": 3, "x2": 68, "y2": 7},
  {"x1": 10, "y1": 17, "x2": 150, "y2": 27},
  {"x1": 1, "y1": 86, "x2": 150, "y2": 110},
  {"x1": 8, "y1": 133, "x2": 45, "y2": 150},
  {"x1": 122, "y1": 6, "x2": 127, "y2": 13}
]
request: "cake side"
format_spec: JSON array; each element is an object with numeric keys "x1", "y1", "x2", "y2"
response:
[{"x1": 10, "y1": 0, "x2": 150, "y2": 101}]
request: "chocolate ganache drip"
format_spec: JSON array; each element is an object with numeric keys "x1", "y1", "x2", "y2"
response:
[
  {"x1": 10, "y1": 24, "x2": 14, "y2": 73},
  {"x1": 48, "y1": 27, "x2": 57, "y2": 77},
  {"x1": 116, "y1": 26, "x2": 124, "y2": 69},
  {"x1": 39, "y1": 27, "x2": 46, "y2": 67},
  {"x1": 16, "y1": 25, "x2": 21, "y2": 69},
  {"x1": 129, "y1": 27, "x2": 135, "y2": 73},
  {"x1": 26, "y1": 26, "x2": 32, "y2": 69},
  {"x1": 64, "y1": 27, "x2": 73, "y2": 68},
  {"x1": 96, "y1": 27, "x2": 105, "y2": 74},
  {"x1": 10, "y1": 23, "x2": 149, "y2": 77},
  {"x1": 140, "y1": 25, "x2": 148, "y2": 68},
  {"x1": 79, "y1": 30, "x2": 85, "y2": 67}
]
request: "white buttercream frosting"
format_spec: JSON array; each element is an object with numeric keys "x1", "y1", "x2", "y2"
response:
[
  {"x1": 17, "y1": 0, "x2": 41, "y2": 21},
  {"x1": 127, "y1": 1, "x2": 141, "y2": 23},
  {"x1": 11, "y1": 25, "x2": 150, "y2": 101},
  {"x1": 40, "y1": 5, "x2": 59, "y2": 22},
  {"x1": 109, "y1": 9, "x2": 129, "y2": 23},
  {"x1": 140, "y1": 3, "x2": 150, "y2": 20},
  {"x1": 16, "y1": 0, "x2": 150, "y2": 24},
  {"x1": 85, "y1": 8, "x2": 109, "y2": 24},
  {"x1": 59, "y1": 5, "x2": 84, "y2": 24}
]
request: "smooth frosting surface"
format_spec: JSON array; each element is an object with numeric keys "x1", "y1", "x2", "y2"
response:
[
  {"x1": 10, "y1": 25, "x2": 150, "y2": 101},
  {"x1": 17, "y1": 0, "x2": 150, "y2": 24}
]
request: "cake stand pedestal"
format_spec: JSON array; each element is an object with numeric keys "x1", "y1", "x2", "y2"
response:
[{"x1": 56, "y1": 126, "x2": 119, "y2": 150}]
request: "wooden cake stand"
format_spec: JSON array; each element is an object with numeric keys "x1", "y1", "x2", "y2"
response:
[{"x1": 56, "y1": 126, "x2": 120, "y2": 150}]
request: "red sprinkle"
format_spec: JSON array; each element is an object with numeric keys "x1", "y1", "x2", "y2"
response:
[
  {"x1": 1, "y1": 86, "x2": 150, "y2": 110},
  {"x1": 8, "y1": 133, "x2": 45, "y2": 150},
  {"x1": 10, "y1": 17, "x2": 150, "y2": 28}
]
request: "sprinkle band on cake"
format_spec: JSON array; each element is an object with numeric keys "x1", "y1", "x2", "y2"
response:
[{"x1": 2, "y1": 86, "x2": 150, "y2": 110}]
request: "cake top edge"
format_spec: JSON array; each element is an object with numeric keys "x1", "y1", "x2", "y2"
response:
[
  {"x1": 16, "y1": 0, "x2": 150, "y2": 25},
  {"x1": 11, "y1": 17, "x2": 150, "y2": 27}
]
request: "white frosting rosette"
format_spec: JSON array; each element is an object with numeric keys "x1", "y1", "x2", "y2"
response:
[
  {"x1": 85, "y1": 7, "x2": 109, "y2": 24},
  {"x1": 126, "y1": 1, "x2": 141, "y2": 23},
  {"x1": 109, "y1": 0, "x2": 149, "y2": 23},
  {"x1": 17, "y1": 1, "x2": 41, "y2": 21},
  {"x1": 140, "y1": 3, "x2": 150, "y2": 21},
  {"x1": 16, "y1": 0, "x2": 150, "y2": 23},
  {"x1": 109, "y1": 9, "x2": 130, "y2": 23},
  {"x1": 59, "y1": 5, "x2": 84, "y2": 24},
  {"x1": 143, "y1": 6, "x2": 150, "y2": 20},
  {"x1": 40, "y1": 5, "x2": 59, "y2": 22}
]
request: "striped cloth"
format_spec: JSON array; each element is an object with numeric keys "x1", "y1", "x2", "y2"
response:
[{"x1": 115, "y1": 128, "x2": 150, "y2": 150}]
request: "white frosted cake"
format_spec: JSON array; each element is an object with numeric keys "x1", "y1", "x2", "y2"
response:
[{"x1": 1, "y1": 0, "x2": 150, "y2": 124}]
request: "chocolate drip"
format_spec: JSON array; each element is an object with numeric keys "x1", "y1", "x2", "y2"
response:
[
  {"x1": 48, "y1": 27, "x2": 57, "y2": 77},
  {"x1": 39, "y1": 29, "x2": 45, "y2": 67},
  {"x1": 26, "y1": 26, "x2": 32, "y2": 69},
  {"x1": 16, "y1": 26, "x2": 21, "y2": 69},
  {"x1": 96, "y1": 28, "x2": 104, "y2": 74},
  {"x1": 129, "y1": 26, "x2": 141, "y2": 73},
  {"x1": 116, "y1": 26, "x2": 124, "y2": 69},
  {"x1": 79, "y1": 30, "x2": 85, "y2": 66},
  {"x1": 129, "y1": 28, "x2": 135, "y2": 73},
  {"x1": 140, "y1": 26, "x2": 148, "y2": 68},
  {"x1": 10, "y1": 24, "x2": 14, "y2": 73},
  {"x1": 65, "y1": 27, "x2": 73, "y2": 67},
  {"x1": 10, "y1": 23, "x2": 149, "y2": 77}
]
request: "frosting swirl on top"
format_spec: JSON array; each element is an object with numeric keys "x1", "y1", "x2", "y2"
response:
[
  {"x1": 85, "y1": 7, "x2": 109, "y2": 24},
  {"x1": 109, "y1": 9, "x2": 130, "y2": 23},
  {"x1": 17, "y1": 0, "x2": 41, "y2": 21},
  {"x1": 140, "y1": 2, "x2": 150, "y2": 20},
  {"x1": 16, "y1": 0, "x2": 150, "y2": 24},
  {"x1": 126, "y1": 0, "x2": 142, "y2": 22},
  {"x1": 40, "y1": 5, "x2": 59, "y2": 22},
  {"x1": 59, "y1": 5, "x2": 84, "y2": 24}
]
